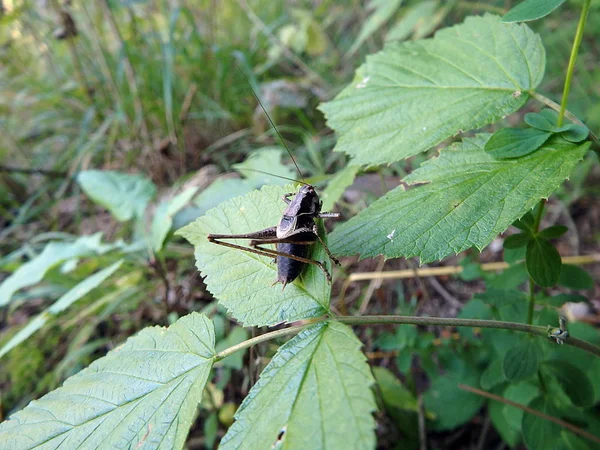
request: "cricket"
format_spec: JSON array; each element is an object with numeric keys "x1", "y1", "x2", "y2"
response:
[{"x1": 207, "y1": 69, "x2": 341, "y2": 289}]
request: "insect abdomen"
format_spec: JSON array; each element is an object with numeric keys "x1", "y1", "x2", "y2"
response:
[{"x1": 276, "y1": 243, "x2": 308, "y2": 285}]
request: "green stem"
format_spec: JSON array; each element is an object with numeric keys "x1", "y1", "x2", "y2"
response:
[
  {"x1": 214, "y1": 315, "x2": 600, "y2": 361},
  {"x1": 527, "y1": 200, "x2": 546, "y2": 324},
  {"x1": 557, "y1": 0, "x2": 591, "y2": 127}
]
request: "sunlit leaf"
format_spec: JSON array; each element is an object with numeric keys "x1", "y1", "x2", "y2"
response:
[
  {"x1": 329, "y1": 135, "x2": 588, "y2": 263},
  {"x1": 77, "y1": 170, "x2": 156, "y2": 222},
  {"x1": 0, "y1": 313, "x2": 215, "y2": 449},
  {"x1": 177, "y1": 184, "x2": 332, "y2": 327},
  {"x1": 0, "y1": 233, "x2": 119, "y2": 307},
  {"x1": 220, "y1": 322, "x2": 376, "y2": 449},
  {"x1": 503, "y1": 0, "x2": 567, "y2": 23},
  {"x1": 320, "y1": 15, "x2": 545, "y2": 166},
  {"x1": 321, "y1": 165, "x2": 359, "y2": 211},
  {"x1": 193, "y1": 148, "x2": 295, "y2": 216},
  {"x1": 0, "y1": 260, "x2": 123, "y2": 358},
  {"x1": 151, "y1": 187, "x2": 198, "y2": 252}
]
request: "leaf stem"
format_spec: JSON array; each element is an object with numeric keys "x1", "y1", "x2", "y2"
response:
[
  {"x1": 527, "y1": 200, "x2": 546, "y2": 324},
  {"x1": 214, "y1": 314, "x2": 600, "y2": 361},
  {"x1": 557, "y1": 0, "x2": 591, "y2": 127}
]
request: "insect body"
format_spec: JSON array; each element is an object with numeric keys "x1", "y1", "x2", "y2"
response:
[{"x1": 207, "y1": 184, "x2": 340, "y2": 289}]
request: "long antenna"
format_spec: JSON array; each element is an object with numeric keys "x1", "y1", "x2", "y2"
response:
[
  {"x1": 235, "y1": 65, "x2": 305, "y2": 182},
  {"x1": 236, "y1": 167, "x2": 308, "y2": 185}
]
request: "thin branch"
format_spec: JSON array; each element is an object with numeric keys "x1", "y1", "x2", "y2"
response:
[
  {"x1": 459, "y1": 384, "x2": 600, "y2": 445},
  {"x1": 214, "y1": 314, "x2": 600, "y2": 362},
  {"x1": 343, "y1": 253, "x2": 600, "y2": 282}
]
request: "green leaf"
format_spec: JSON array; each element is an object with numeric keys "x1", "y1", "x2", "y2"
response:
[
  {"x1": 503, "y1": 0, "x2": 567, "y2": 23},
  {"x1": 541, "y1": 362, "x2": 595, "y2": 407},
  {"x1": 424, "y1": 365, "x2": 484, "y2": 431},
  {"x1": 0, "y1": 233, "x2": 118, "y2": 307},
  {"x1": 321, "y1": 165, "x2": 359, "y2": 211},
  {"x1": 386, "y1": 1, "x2": 438, "y2": 42},
  {"x1": 151, "y1": 187, "x2": 198, "y2": 252},
  {"x1": 513, "y1": 211, "x2": 535, "y2": 231},
  {"x1": 501, "y1": 381, "x2": 540, "y2": 430},
  {"x1": 557, "y1": 264, "x2": 594, "y2": 290},
  {"x1": 0, "y1": 260, "x2": 123, "y2": 358},
  {"x1": 485, "y1": 127, "x2": 551, "y2": 159},
  {"x1": 0, "y1": 313, "x2": 215, "y2": 449},
  {"x1": 347, "y1": 0, "x2": 403, "y2": 56},
  {"x1": 537, "y1": 225, "x2": 568, "y2": 239},
  {"x1": 489, "y1": 393, "x2": 521, "y2": 447},
  {"x1": 560, "y1": 124, "x2": 589, "y2": 143},
  {"x1": 220, "y1": 322, "x2": 377, "y2": 449},
  {"x1": 526, "y1": 238, "x2": 562, "y2": 287},
  {"x1": 373, "y1": 366, "x2": 418, "y2": 412},
  {"x1": 193, "y1": 148, "x2": 296, "y2": 216},
  {"x1": 177, "y1": 184, "x2": 331, "y2": 327},
  {"x1": 480, "y1": 358, "x2": 506, "y2": 390},
  {"x1": 77, "y1": 170, "x2": 156, "y2": 222},
  {"x1": 522, "y1": 397, "x2": 563, "y2": 450},
  {"x1": 503, "y1": 233, "x2": 532, "y2": 249},
  {"x1": 320, "y1": 15, "x2": 545, "y2": 166},
  {"x1": 525, "y1": 111, "x2": 557, "y2": 131},
  {"x1": 329, "y1": 135, "x2": 588, "y2": 263},
  {"x1": 503, "y1": 338, "x2": 539, "y2": 381}
]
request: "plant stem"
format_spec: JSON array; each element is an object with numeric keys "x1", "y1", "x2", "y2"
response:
[
  {"x1": 214, "y1": 315, "x2": 600, "y2": 361},
  {"x1": 527, "y1": 200, "x2": 546, "y2": 324},
  {"x1": 557, "y1": 0, "x2": 591, "y2": 127}
]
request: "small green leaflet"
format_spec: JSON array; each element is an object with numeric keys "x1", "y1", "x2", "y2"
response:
[
  {"x1": 424, "y1": 364, "x2": 484, "y2": 431},
  {"x1": 485, "y1": 127, "x2": 552, "y2": 159},
  {"x1": 524, "y1": 109, "x2": 589, "y2": 142},
  {"x1": 0, "y1": 313, "x2": 215, "y2": 449},
  {"x1": 329, "y1": 135, "x2": 589, "y2": 263},
  {"x1": 522, "y1": 397, "x2": 563, "y2": 449},
  {"x1": 526, "y1": 238, "x2": 562, "y2": 287},
  {"x1": 177, "y1": 184, "x2": 331, "y2": 327},
  {"x1": 320, "y1": 15, "x2": 545, "y2": 166},
  {"x1": 503, "y1": 338, "x2": 539, "y2": 381},
  {"x1": 77, "y1": 170, "x2": 156, "y2": 222},
  {"x1": 0, "y1": 260, "x2": 123, "y2": 358},
  {"x1": 540, "y1": 362, "x2": 595, "y2": 408},
  {"x1": 503, "y1": 0, "x2": 567, "y2": 23},
  {"x1": 220, "y1": 322, "x2": 377, "y2": 450},
  {"x1": 557, "y1": 264, "x2": 594, "y2": 290}
]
